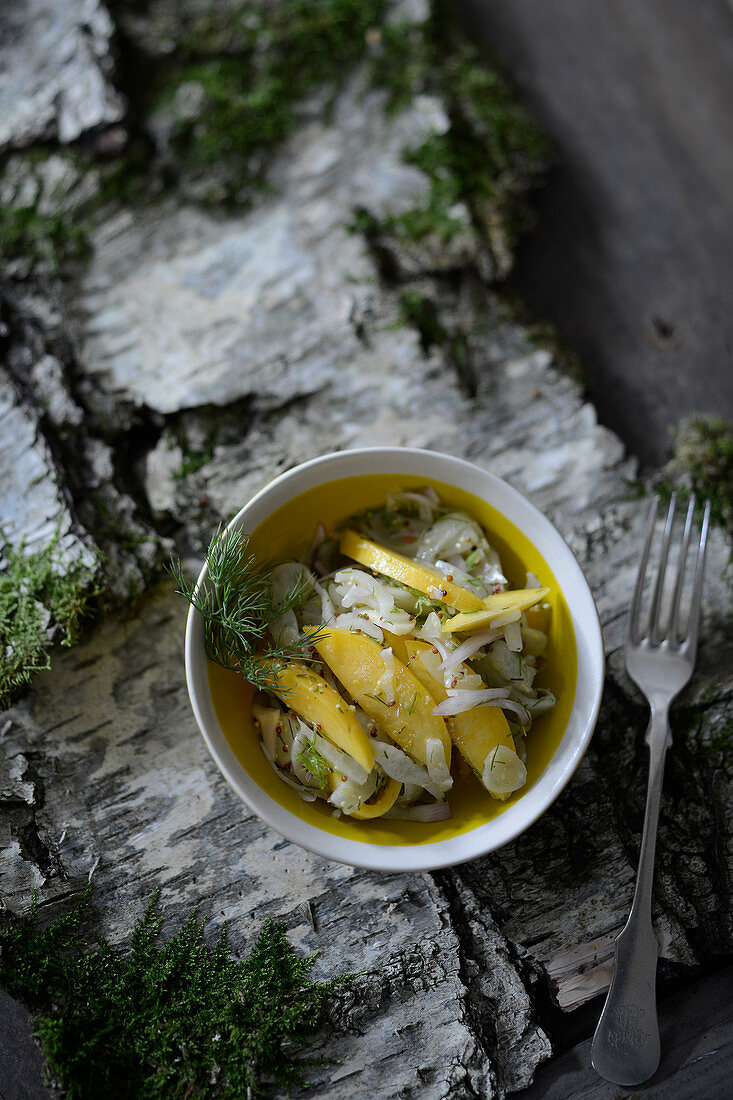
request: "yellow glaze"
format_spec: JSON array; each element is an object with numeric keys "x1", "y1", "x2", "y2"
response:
[
  {"x1": 207, "y1": 471, "x2": 577, "y2": 847},
  {"x1": 328, "y1": 774, "x2": 402, "y2": 819},
  {"x1": 442, "y1": 587, "x2": 550, "y2": 634},
  {"x1": 401, "y1": 639, "x2": 515, "y2": 797},
  {"x1": 315, "y1": 627, "x2": 451, "y2": 767},
  {"x1": 340, "y1": 530, "x2": 483, "y2": 613},
  {"x1": 268, "y1": 661, "x2": 375, "y2": 773}
]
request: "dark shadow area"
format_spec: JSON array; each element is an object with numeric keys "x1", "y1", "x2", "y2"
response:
[
  {"x1": 0, "y1": 989, "x2": 51, "y2": 1100},
  {"x1": 460, "y1": 0, "x2": 733, "y2": 468}
]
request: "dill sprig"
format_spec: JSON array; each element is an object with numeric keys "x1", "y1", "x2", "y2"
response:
[
  {"x1": 168, "y1": 527, "x2": 325, "y2": 691},
  {"x1": 296, "y1": 740, "x2": 331, "y2": 788},
  {"x1": 0, "y1": 888, "x2": 352, "y2": 1099}
]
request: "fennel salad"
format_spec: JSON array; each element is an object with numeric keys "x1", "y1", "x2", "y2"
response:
[{"x1": 174, "y1": 488, "x2": 556, "y2": 824}]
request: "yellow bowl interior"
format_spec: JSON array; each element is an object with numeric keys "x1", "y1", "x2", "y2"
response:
[{"x1": 207, "y1": 472, "x2": 577, "y2": 846}]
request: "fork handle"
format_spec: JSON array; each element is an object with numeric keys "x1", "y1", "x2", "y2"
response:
[{"x1": 591, "y1": 705, "x2": 670, "y2": 1085}]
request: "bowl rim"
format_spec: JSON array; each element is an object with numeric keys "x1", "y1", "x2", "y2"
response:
[{"x1": 185, "y1": 446, "x2": 605, "y2": 872}]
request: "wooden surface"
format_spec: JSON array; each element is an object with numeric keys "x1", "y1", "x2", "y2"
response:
[
  {"x1": 519, "y1": 964, "x2": 733, "y2": 1099},
  {"x1": 461, "y1": 0, "x2": 733, "y2": 467}
]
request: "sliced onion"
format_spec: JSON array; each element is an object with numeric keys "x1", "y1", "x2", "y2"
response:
[
  {"x1": 372, "y1": 741, "x2": 444, "y2": 800},
  {"x1": 313, "y1": 580, "x2": 335, "y2": 624},
  {"x1": 481, "y1": 744, "x2": 527, "y2": 796},
  {"x1": 386, "y1": 490, "x2": 435, "y2": 524},
  {"x1": 384, "y1": 801, "x2": 452, "y2": 822},
  {"x1": 415, "y1": 645, "x2": 443, "y2": 682},
  {"x1": 290, "y1": 723, "x2": 314, "y2": 786},
  {"x1": 526, "y1": 691, "x2": 556, "y2": 716},
  {"x1": 450, "y1": 672, "x2": 484, "y2": 691},
  {"x1": 331, "y1": 611, "x2": 384, "y2": 641},
  {"x1": 482, "y1": 640, "x2": 522, "y2": 681},
  {"x1": 270, "y1": 563, "x2": 317, "y2": 641},
  {"x1": 268, "y1": 607, "x2": 299, "y2": 646},
  {"x1": 312, "y1": 733, "x2": 369, "y2": 785},
  {"x1": 440, "y1": 630, "x2": 502, "y2": 672},
  {"x1": 260, "y1": 742, "x2": 318, "y2": 801},
  {"x1": 397, "y1": 781, "x2": 423, "y2": 804},
  {"x1": 497, "y1": 699, "x2": 531, "y2": 726},
  {"x1": 290, "y1": 721, "x2": 330, "y2": 791},
  {"x1": 329, "y1": 768, "x2": 379, "y2": 814},
  {"x1": 490, "y1": 608, "x2": 522, "y2": 629},
  {"x1": 415, "y1": 618, "x2": 453, "y2": 662},
  {"x1": 425, "y1": 737, "x2": 452, "y2": 792},
  {"x1": 432, "y1": 688, "x2": 510, "y2": 716},
  {"x1": 503, "y1": 620, "x2": 523, "y2": 653}
]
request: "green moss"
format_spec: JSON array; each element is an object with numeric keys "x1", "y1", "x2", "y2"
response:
[
  {"x1": 167, "y1": 426, "x2": 216, "y2": 480},
  {"x1": 398, "y1": 290, "x2": 449, "y2": 354},
  {"x1": 174, "y1": 444, "x2": 215, "y2": 480},
  {"x1": 0, "y1": 204, "x2": 88, "y2": 275},
  {"x1": 363, "y1": 4, "x2": 548, "y2": 262},
  {"x1": 397, "y1": 288, "x2": 471, "y2": 390},
  {"x1": 367, "y1": 18, "x2": 431, "y2": 114},
  {"x1": 146, "y1": 0, "x2": 389, "y2": 198},
  {"x1": 665, "y1": 416, "x2": 733, "y2": 535},
  {"x1": 0, "y1": 888, "x2": 352, "y2": 1099},
  {"x1": 0, "y1": 534, "x2": 100, "y2": 709},
  {"x1": 708, "y1": 718, "x2": 733, "y2": 751}
]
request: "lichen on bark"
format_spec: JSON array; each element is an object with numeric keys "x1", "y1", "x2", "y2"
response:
[{"x1": 658, "y1": 415, "x2": 733, "y2": 536}]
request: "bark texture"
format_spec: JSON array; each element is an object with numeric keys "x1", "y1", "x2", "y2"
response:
[{"x1": 1, "y1": 2, "x2": 732, "y2": 1097}]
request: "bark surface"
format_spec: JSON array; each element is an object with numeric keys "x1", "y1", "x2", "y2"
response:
[{"x1": 1, "y1": 2, "x2": 731, "y2": 1097}]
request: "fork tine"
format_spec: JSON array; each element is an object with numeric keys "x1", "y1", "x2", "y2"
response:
[
  {"x1": 680, "y1": 500, "x2": 711, "y2": 652},
  {"x1": 668, "y1": 494, "x2": 696, "y2": 643},
  {"x1": 627, "y1": 496, "x2": 659, "y2": 645},
  {"x1": 648, "y1": 494, "x2": 676, "y2": 645}
]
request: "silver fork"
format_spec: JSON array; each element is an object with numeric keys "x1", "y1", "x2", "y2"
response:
[{"x1": 591, "y1": 493, "x2": 711, "y2": 1086}]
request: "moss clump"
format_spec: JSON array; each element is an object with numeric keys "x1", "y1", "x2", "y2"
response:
[
  {"x1": 146, "y1": 0, "x2": 389, "y2": 199},
  {"x1": 0, "y1": 204, "x2": 88, "y2": 276},
  {"x1": 365, "y1": 3, "x2": 549, "y2": 269},
  {"x1": 398, "y1": 289, "x2": 449, "y2": 354},
  {"x1": 0, "y1": 888, "x2": 350, "y2": 1099},
  {"x1": 397, "y1": 288, "x2": 472, "y2": 391},
  {"x1": 666, "y1": 416, "x2": 733, "y2": 535},
  {"x1": 0, "y1": 534, "x2": 100, "y2": 709},
  {"x1": 708, "y1": 718, "x2": 733, "y2": 751},
  {"x1": 174, "y1": 444, "x2": 215, "y2": 479}
]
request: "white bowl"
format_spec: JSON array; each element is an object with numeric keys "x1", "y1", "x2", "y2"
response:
[{"x1": 185, "y1": 447, "x2": 604, "y2": 872}]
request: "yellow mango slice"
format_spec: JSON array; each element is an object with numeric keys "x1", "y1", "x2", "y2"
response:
[
  {"x1": 339, "y1": 530, "x2": 483, "y2": 612},
  {"x1": 328, "y1": 773, "x2": 402, "y2": 819},
  {"x1": 380, "y1": 628, "x2": 409, "y2": 664},
  {"x1": 442, "y1": 587, "x2": 550, "y2": 634},
  {"x1": 402, "y1": 639, "x2": 515, "y2": 798},
  {"x1": 267, "y1": 662, "x2": 374, "y2": 773},
  {"x1": 524, "y1": 604, "x2": 552, "y2": 633},
  {"x1": 315, "y1": 628, "x2": 451, "y2": 767}
]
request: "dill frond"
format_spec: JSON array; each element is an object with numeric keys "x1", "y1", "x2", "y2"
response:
[
  {"x1": 296, "y1": 740, "x2": 331, "y2": 788},
  {"x1": 168, "y1": 527, "x2": 325, "y2": 692}
]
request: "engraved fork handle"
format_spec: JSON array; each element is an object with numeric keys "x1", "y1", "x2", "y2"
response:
[{"x1": 591, "y1": 703, "x2": 670, "y2": 1085}]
